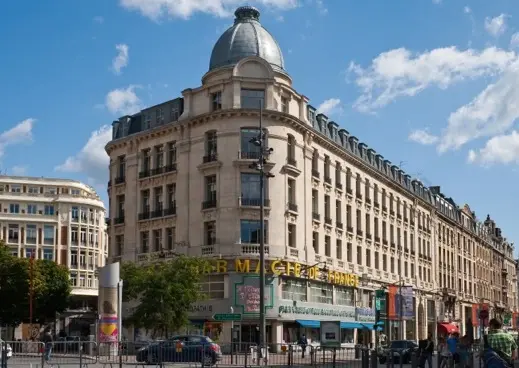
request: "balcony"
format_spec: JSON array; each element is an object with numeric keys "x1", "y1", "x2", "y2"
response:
[
  {"x1": 311, "y1": 170, "x2": 320, "y2": 178},
  {"x1": 203, "y1": 153, "x2": 218, "y2": 163},
  {"x1": 347, "y1": 226, "x2": 353, "y2": 233},
  {"x1": 286, "y1": 158, "x2": 297, "y2": 167},
  {"x1": 240, "y1": 151, "x2": 261, "y2": 160},
  {"x1": 365, "y1": 198, "x2": 371, "y2": 205},
  {"x1": 346, "y1": 188, "x2": 353, "y2": 195},
  {"x1": 336, "y1": 221, "x2": 344, "y2": 229},
  {"x1": 336, "y1": 182, "x2": 343, "y2": 190},
  {"x1": 138, "y1": 212, "x2": 150, "y2": 221},
  {"x1": 390, "y1": 210, "x2": 395, "y2": 216},
  {"x1": 139, "y1": 170, "x2": 151, "y2": 179},
  {"x1": 114, "y1": 176, "x2": 125, "y2": 185},
  {"x1": 324, "y1": 177, "x2": 332, "y2": 185},
  {"x1": 366, "y1": 233, "x2": 372, "y2": 240},
  {"x1": 241, "y1": 198, "x2": 270, "y2": 207},
  {"x1": 324, "y1": 217, "x2": 332, "y2": 225},
  {"x1": 356, "y1": 193, "x2": 362, "y2": 200},
  {"x1": 151, "y1": 209, "x2": 164, "y2": 218},
  {"x1": 114, "y1": 216, "x2": 125, "y2": 225},
  {"x1": 375, "y1": 236, "x2": 381, "y2": 243},
  {"x1": 164, "y1": 206, "x2": 177, "y2": 216},
  {"x1": 356, "y1": 229, "x2": 363, "y2": 237},
  {"x1": 164, "y1": 163, "x2": 177, "y2": 173},
  {"x1": 202, "y1": 199, "x2": 217, "y2": 210},
  {"x1": 312, "y1": 212, "x2": 320, "y2": 221},
  {"x1": 287, "y1": 202, "x2": 298, "y2": 213},
  {"x1": 374, "y1": 202, "x2": 380, "y2": 209},
  {"x1": 383, "y1": 239, "x2": 388, "y2": 245},
  {"x1": 397, "y1": 214, "x2": 402, "y2": 220},
  {"x1": 382, "y1": 206, "x2": 388, "y2": 213}
]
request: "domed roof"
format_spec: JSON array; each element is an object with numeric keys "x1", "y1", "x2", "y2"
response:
[{"x1": 209, "y1": 6, "x2": 285, "y2": 72}]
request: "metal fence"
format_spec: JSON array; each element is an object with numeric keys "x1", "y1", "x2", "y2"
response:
[{"x1": 0, "y1": 340, "x2": 485, "y2": 368}]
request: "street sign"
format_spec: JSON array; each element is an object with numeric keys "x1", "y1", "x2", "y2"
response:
[{"x1": 213, "y1": 313, "x2": 242, "y2": 321}]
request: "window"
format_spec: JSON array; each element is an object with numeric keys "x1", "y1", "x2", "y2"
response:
[
  {"x1": 154, "y1": 187, "x2": 163, "y2": 211},
  {"x1": 142, "y1": 149, "x2": 151, "y2": 172},
  {"x1": 324, "y1": 195, "x2": 330, "y2": 220},
  {"x1": 167, "y1": 142, "x2": 177, "y2": 165},
  {"x1": 45, "y1": 187, "x2": 57, "y2": 195},
  {"x1": 288, "y1": 224, "x2": 296, "y2": 248},
  {"x1": 155, "y1": 145, "x2": 164, "y2": 168},
  {"x1": 116, "y1": 195, "x2": 125, "y2": 218},
  {"x1": 347, "y1": 243, "x2": 352, "y2": 262},
  {"x1": 153, "y1": 229, "x2": 162, "y2": 251},
  {"x1": 171, "y1": 107, "x2": 180, "y2": 121},
  {"x1": 312, "y1": 150, "x2": 319, "y2": 174},
  {"x1": 44, "y1": 225, "x2": 54, "y2": 245},
  {"x1": 240, "y1": 128, "x2": 262, "y2": 158},
  {"x1": 71, "y1": 228, "x2": 78, "y2": 244},
  {"x1": 288, "y1": 179, "x2": 296, "y2": 206},
  {"x1": 25, "y1": 248, "x2": 36, "y2": 258},
  {"x1": 143, "y1": 113, "x2": 151, "y2": 129},
  {"x1": 115, "y1": 235, "x2": 123, "y2": 256},
  {"x1": 70, "y1": 272, "x2": 77, "y2": 286},
  {"x1": 241, "y1": 89, "x2": 265, "y2": 109},
  {"x1": 167, "y1": 184, "x2": 176, "y2": 209},
  {"x1": 43, "y1": 249, "x2": 54, "y2": 261},
  {"x1": 324, "y1": 235, "x2": 331, "y2": 257},
  {"x1": 366, "y1": 249, "x2": 371, "y2": 267},
  {"x1": 140, "y1": 190, "x2": 150, "y2": 213},
  {"x1": 357, "y1": 246, "x2": 362, "y2": 265},
  {"x1": 281, "y1": 278, "x2": 306, "y2": 301},
  {"x1": 27, "y1": 204, "x2": 37, "y2": 214},
  {"x1": 287, "y1": 134, "x2": 296, "y2": 164},
  {"x1": 140, "y1": 231, "x2": 149, "y2": 253},
  {"x1": 240, "y1": 220, "x2": 267, "y2": 244},
  {"x1": 26, "y1": 224, "x2": 37, "y2": 244},
  {"x1": 336, "y1": 239, "x2": 342, "y2": 259},
  {"x1": 335, "y1": 162, "x2": 342, "y2": 186},
  {"x1": 8, "y1": 224, "x2": 19, "y2": 243},
  {"x1": 11, "y1": 185, "x2": 21, "y2": 193},
  {"x1": 200, "y1": 274, "x2": 225, "y2": 299},
  {"x1": 241, "y1": 173, "x2": 262, "y2": 206},
  {"x1": 205, "y1": 175, "x2": 217, "y2": 202},
  {"x1": 28, "y1": 186, "x2": 39, "y2": 194},
  {"x1": 205, "y1": 131, "x2": 217, "y2": 156},
  {"x1": 212, "y1": 91, "x2": 222, "y2": 111},
  {"x1": 166, "y1": 227, "x2": 176, "y2": 249},
  {"x1": 309, "y1": 282, "x2": 332, "y2": 304},
  {"x1": 80, "y1": 228, "x2": 86, "y2": 245},
  {"x1": 80, "y1": 207, "x2": 88, "y2": 222},
  {"x1": 10, "y1": 204, "x2": 19, "y2": 213},
  {"x1": 117, "y1": 155, "x2": 126, "y2": 179},
  {"x1": 312, "y1": 189, "x2": 319, "y2": 215},
  {"x1": 312, "y1": 232, "x2": 319, "y2": 253},
  {"x1": 44, "y1": 205, "x2": 54, "y2": 216},
  {"x1": 280, "y1": 96, "x2": 288, "y2": 113},
  {"x1": 336, "y1": 286, "x2": 354, "y2": 306},
  {"x1": 204, "y1": 222, "x2": 216, "y2": 246},
  {"x1": 324, "y1": 155, "x2": 331, "y2": 180},
  {"x1": 156, "y1": 107, "x2": 164, "y2": 125}
]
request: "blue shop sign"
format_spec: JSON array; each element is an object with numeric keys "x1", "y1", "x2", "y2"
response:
[{"x1": 356, "y1": 307, "x2": 376, "y2": 323}]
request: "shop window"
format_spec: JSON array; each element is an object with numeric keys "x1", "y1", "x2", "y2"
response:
[
  {"x1": 336, "y1": 286, "x2": 355, "y2": 306},
  {"x1": 281, "y1": 278, "x2": 307, "y2": 302},
  {"x1": 200, "y1": 274, "x2": 224, "y2": 299},
  {"x1": 309, "y1": 282, "x2": 332, "y2": 304},
  {"x1": 341, "y1": 329, "x2": 354, "y2": 344}
]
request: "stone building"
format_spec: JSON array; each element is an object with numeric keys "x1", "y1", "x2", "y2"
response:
[{"x1": 105, "y1": 6, "x2": 517, "y2": 344}]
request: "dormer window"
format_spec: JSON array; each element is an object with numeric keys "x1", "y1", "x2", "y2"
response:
[
  {"x1": 143, "y1": 113, "x2": 151, "y2": 130},
  {"x1": 212, "y1": 91, "x2": 222, "y2": 111},
  {"x1": 241, "y1": 89, "x2": 265, "y2": 109},
  {"x1": 156, "y1": 108, "x2": 164, "y2": 125}
]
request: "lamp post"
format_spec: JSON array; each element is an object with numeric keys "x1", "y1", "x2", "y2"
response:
[{"x1": 249, "y1": 99, "x2": 274, "y2": 364}]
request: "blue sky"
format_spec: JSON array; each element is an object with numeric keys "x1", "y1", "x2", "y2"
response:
[{"x1": 2, "y1": 0, "x2": 519, "y2": 253}]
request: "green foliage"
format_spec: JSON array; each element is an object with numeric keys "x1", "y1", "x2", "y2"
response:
[
  {"x1": 121, "y1": 255, "x2": 210, "y2": 337},
  {"x1": 0, "y1": 242, "x2": 71, "y2": 326}
]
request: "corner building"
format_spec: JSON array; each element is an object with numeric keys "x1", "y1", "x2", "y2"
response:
[
  {"x1": 106, "y1": 6, "x2": 518, "y2": 345},
  {"x1": 0, "y1": 176, "x2": 108, "y2": 338}
]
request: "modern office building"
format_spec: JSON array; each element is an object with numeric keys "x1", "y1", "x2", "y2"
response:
[
  {"x1": 0, "y1": 175, "x2": 108, "y2": 338},
  {"x1": 105, "y1": 6, "x2": 518, "y2": 345}
]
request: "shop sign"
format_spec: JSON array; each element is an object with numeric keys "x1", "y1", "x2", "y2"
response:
[
  {"x1": 205, "y1": 259, "x2": 359, "y2": 288},
  {"x1": 234, "y1": 276, "x2": 274, "y2": 315},
  {"x1": 189, "y1": 305, "x2": 213, "y2": 313},
  {"x1": 278, "y1": 304, "x2": 355, "y2": 320},
  {"x1": 356, "y1": 307, "x2": 376, "y2": 323}
]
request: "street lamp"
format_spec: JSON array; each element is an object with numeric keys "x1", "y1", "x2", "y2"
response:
[{"x1": 249, "y1": 99, "x2": 274, "y2": 364}]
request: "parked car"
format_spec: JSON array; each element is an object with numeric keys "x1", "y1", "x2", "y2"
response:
[
  {"x1": 378, "y1": 340, "x2": 419, "y2": 364},
  {"x1": 136, "y1": 335, "x2": 222, "y2": 366},
  {"x1": 0, "y1": 339, "x2": 13, "y2": 361}
]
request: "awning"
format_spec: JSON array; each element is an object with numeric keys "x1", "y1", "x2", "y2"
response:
[
  {"x1": 341, "y1": 322, "x2": 362, "y2": 329},
  {"x1": 296, "y1": 320, "x2": 321, "y2": 328},
  {"x1": 356, "y1": 322, "x2": 385, "y2": 331},
  {"x1": 438, "y1": 322, "x2": 459, "y2": 335}
]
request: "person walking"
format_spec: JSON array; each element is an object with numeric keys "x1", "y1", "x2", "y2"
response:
[
  {"x1": 422, "y1": 334, "x2": 435, "y2": 368},
  {"x1": 42, "y1": 330, "x2": 53, "y2": 366},
  {"x1": 299, "y1": 334, "x2": 308, "y2": 359}
]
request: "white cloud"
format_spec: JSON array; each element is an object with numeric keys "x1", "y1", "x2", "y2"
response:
[
  {"x1": 484, "y1": 14, "x2": 508, "y2": 37},
  {"x1": 112, "y1": 44, "x2": 129, "y2": 75},
  {"x1": 10, "y1": 165, "x2": 28, "y2": 176},
  {"x1": 408, "y1": 129, "x2": 439, "y2": 145},
  {"x1": 0, "y1": 118, "x2": 36, "y2": 158},
  {"x1": 93, "y1": 16, "x2": 104, "y2": 23},
  {"x1": 105, "y1": 85, "x2": 142, "y2": 115},
  {"x1": 317, "y1": 98, "x2": 342, "y2": 116},
  {"x1": 463, "y1": 6, "x2": 471, "y2": 14},
  {"x1": 55, "y1": 125, "x2": 112, "y2": 185},
  {"x1": 432, "y1": 0, "x2": 442, "y2": 4},
  {"x1": 467, "y1": 131, "x2": 519, "y2": 166},
  {"x1": 510, "y1": 32, "x2": 519, "y2": 49},
  {"x1": 348, "y1": 46, "x2": 517, "y2": 113},
  {"x1": 438, "y1": 59, "x2": 519, "y2": 152},
  {"x1": 119, "y1": 0, "x2": 298, "y2": 21}
]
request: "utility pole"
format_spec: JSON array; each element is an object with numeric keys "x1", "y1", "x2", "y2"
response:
[{"x1": 250, "y1": 99, "x2": 274, "y2": 365}]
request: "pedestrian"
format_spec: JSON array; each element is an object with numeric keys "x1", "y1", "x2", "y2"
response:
[
  {"x1": 422, "y1": 334, "x2": 434, "y2": 368},
  {"x1": 42, "y1": 330, "x2": 53, "y2": 366},
  {"x1": 439, "y1": 337, "x2": 451, "y2": 368},
  {"x1": 299, "y1": 334, "x2": 308, "y2": 358},
  {"x1": 447, "y1": 333, "x2": 459, "y2": 367},
  {"x1": 483, "y1": 318, "x2": 517, "y2": 367}
]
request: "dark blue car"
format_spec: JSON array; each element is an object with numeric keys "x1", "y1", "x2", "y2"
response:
[{"x1": 136, "y1": 335, "x2": 222, "y2": 366}]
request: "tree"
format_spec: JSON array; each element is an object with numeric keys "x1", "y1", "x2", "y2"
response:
[
  {"x1": 33, "y1": 260, "x2": 71, "y2": 323},
  {"x1": 0, "y1": 242, "x2": 71, "y2": 326},
  {"x1": 121, "y1": 255, "x2": 210, "y2": 338}
]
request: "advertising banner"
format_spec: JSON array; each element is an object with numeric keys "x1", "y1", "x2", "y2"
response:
[{"x1": 388, "y1": 285, "x2": 414, "y2": 320}]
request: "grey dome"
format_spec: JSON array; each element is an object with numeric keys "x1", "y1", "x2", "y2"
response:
[{"x1": 209, "y1": 6, "x2": 285, "y2": 72}]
